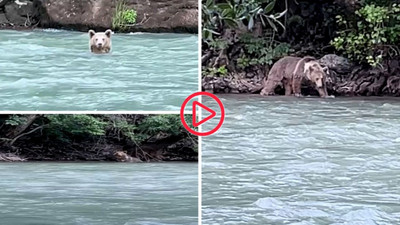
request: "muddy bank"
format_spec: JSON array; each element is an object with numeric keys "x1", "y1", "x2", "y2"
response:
[
  {"x1": 0, "y1": 0, "x2": 197, "y2": 33},
  {"x1": 0, "y1": 115, "x2": 198, "y2": 162},
  {"x1": 203, "y1": 54, "x2": 400, "y2": 97}
]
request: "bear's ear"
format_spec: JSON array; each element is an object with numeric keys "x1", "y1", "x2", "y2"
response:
[
  {"x1": 105, "y1": 29, "x2": 112, "y2": 38},
  {"x1": 89, "y1": 30, "x2": 96, "y2": 38}
]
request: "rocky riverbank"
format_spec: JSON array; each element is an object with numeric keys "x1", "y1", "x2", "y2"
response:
[
  {"x1": 0, "y1": 0, "x2": 197, "y2": 33},
  {"x1": 203, "y1": 54, "x2": 400, "y2": 97},
  {"x1": 0, "y1": 115, "x2": 198, "y2": 162}
]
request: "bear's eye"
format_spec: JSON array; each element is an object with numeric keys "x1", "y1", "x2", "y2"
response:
[
  {"x1": 102, "y1": 38, "x2": 105, "y2": 41},
  {"x1": 96, "y1": 38, "x2": 98, "y2": 41}
]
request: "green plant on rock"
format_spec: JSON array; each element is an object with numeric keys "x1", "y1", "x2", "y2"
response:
[
  {"x1": 202, "y1": 65, "x2": 229, "y2": 77},
  {"x1": 112, "y1": 0, "x2": 137, "y2": 30},
  {"x1": 123, "y1": 9, "x2": 137, "y2": 24},
  {"x1": 331, "y1": 3, "x2": 400, "y2": 67}
]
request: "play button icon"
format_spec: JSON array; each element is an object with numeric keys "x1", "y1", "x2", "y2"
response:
[
  {"x1": 192, "y1": 101, "x2": 216, "y2": 127},
  {"x1": 180, "y1": 92, "x2": 225, "y2": 136}
]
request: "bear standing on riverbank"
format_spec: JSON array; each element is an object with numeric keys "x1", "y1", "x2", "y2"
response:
[
  {"x1": 88, "y1": 29, "x2": 112, "y2": 54},
  {"x1": 260, "y1": 56, "x2": 330, "y2": 98}
]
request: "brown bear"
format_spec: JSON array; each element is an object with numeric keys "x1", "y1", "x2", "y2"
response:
[
  {"x1": 88, "y1": 29, "x2": 112, "y2": 54},
  {"x1": 260, "y1": 56, "x2": 330, "y2": 98},
  {"x1": 114, "y1": 151, "x2": 142, "y2": 163}
]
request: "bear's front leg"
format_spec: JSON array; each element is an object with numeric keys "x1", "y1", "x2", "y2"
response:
[
  {"x1": 260, "y1": 79, "x2": 280, "y2": 96},
  {"x1": 292, "y1": 79, "x2": 303, "y2": 97},
  {"x1": 260, "y1": 88, "x2": 275, "y2": 96}
]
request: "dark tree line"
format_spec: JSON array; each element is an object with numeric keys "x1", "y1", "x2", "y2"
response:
[{"x1": 0, "y1": 114, "x2": 198, "y2": 162}]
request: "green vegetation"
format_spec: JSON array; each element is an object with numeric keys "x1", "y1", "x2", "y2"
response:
[
  {"x1": 237, "y1": 34, "x2": 291, "y2": 68},
  {"x1": 44, "y1": 115, "x2": 107, "y2": 142},
  {"x1": 202, "y1": 65, "x2": 228, "y2": 77},
  {"x1": 0, "y1": 115, "x2": 197, "y2": 162},
  {"x1": 203, "y1": 0, "x2": 400, "y2": 82},
  {"x1": 202, "y1": 0, "x2": 290, "y2": 74},
  {"x1": 202, "y1": 0, "x2": 286, "y2": 42},
  {"x1": 112, "y1": 0, "x2": 137, "y2": 30},
  {"x1": 331, "y1": 3, "x2": 400, "y2": 67}
]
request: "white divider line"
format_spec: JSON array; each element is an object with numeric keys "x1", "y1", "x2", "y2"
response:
[
  {"x1": 197, "y1": 0, "x2": 203, "y2": 223},
  {"x1": 0, "y1": 111, "x2": 189, "y2": 115}
]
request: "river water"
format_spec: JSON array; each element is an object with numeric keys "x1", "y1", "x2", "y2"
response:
[
  {"x1": 0, "y1": 29, "x2": 198, "y2": 111},
  {"x1": 202, "y1": 95, "x2": 400, "y2": 224},
  {"x1": 0, "y1": 163, "x2": 198, "y2": 225}
]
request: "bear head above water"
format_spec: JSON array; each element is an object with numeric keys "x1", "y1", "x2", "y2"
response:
[{"x1": 88, "y1": 29, "x2": 112, "y2": 54}]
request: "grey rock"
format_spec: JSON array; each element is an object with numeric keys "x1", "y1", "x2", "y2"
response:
[
  {"x1": 0, "y1": 12, "x2": 9, "y2": 24},
  {"x1": 319, "y1": 54, "x2": 354, "y2": 74},
  {"x1": 5, "y1": 0, "x2": 38, "y2": 26},
  {"x1": 36, "y1": 0, "x2": 197, "y2": 32}
]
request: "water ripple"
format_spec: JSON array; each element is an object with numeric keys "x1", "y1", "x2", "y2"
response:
[
  {"x1": 202, "y1": 95, "x2": 400, "y2": 224},
  {"x1": 0, "y1": 29, "x2": 198, "y2": 110}
]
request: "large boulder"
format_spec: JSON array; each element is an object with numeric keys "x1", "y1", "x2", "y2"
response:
[
  {"x1": 4, "y1": 0, "x2": 39, "y2": 26},
  {"x1": 319, "y1": 54, "x2": 353, "y2": 74},
  {"x1": 0, "y1": 0, "x2": 9, "y2": 7},
  {"x1": 126, "y1": 0, "x2": 197, "y2": 32},
  {"x1": 36, "y1": 0, "x2": 113, "y2": 30},
  {"x1": 35, "y1": 0, "x2": 198, "y2": 33}
]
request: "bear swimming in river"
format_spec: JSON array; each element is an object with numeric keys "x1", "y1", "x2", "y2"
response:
[{"x1": 88, "y1": 29, "x2": 112, "y2": 54}]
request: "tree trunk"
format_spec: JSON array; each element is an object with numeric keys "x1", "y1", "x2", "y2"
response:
[{"x1": 6, "y1": 115, "x2": 42, "y2": 139}]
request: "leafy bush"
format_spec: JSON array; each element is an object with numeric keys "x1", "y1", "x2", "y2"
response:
[
  {"x1": 4, "y1": 115, "x2": 26, "y2": 126},
  {"x1": 110, "y1": 115, "x2": 193, "y2": 144},
  {"x1": 331, "y1": 3, "x2": 400, "y2": 67},
  {"x1": 45, "y1": 115, "x2": 107, "y2": 141},
  {"x1": 202, "y1": 0, "x2": 290, "y2": 74},
  {"x1": 237, "y1": 34, "x2": 291, "y2": 68},
  {"x1": 202, "y1": 0, "x2": 286, "y2": 42},
  {"x1": 112, "y1": 0, "x2": 137, "y2": 30},
  {"x1": 137, "y1": 115, "x2": 185, "y2": 137},
  {"x1": 123, "y1": 9, "x2": 137, "y2": 24},
  {"x1": 110, "y1": 117, "x2": 145, "y2": 143}
]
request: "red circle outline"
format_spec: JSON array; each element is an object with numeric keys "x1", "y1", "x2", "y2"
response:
[{"x1": 180, "y1": 92, "x2": 225, "y2": 136}]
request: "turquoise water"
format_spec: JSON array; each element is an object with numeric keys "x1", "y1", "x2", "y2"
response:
[
  {"x1": 0, "y1": 29, "x2": 198, "y2": 110},
  {"x1": 202, "y1": 95, "x2": 400, "y2": 224},
  {"x1": 0, "y1": 163, "x2": 198, "y2": 225}
]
